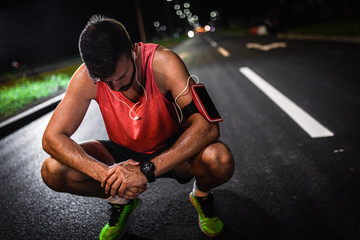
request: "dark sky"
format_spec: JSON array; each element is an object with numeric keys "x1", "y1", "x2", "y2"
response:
[{"x1": 0, "y1": 0, "x2": 358, "y2": 72}]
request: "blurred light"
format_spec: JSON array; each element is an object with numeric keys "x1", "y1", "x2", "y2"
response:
[
  {"x1": 184, "y1": 2, "x2": 190, "y2": 8},
  {"x1": 12, "y1": 61, "x2": 19, "y2": 69},
  {"x1": 193, "y1": 15, "x2": 198, "y2": 21},
  {"x1": 160, "y1": 25, "x2": 167, "y2": 31},
  {"x1": 204, "y1": 25, "x2": 211, "y2": 32},
  {"x1": 180, "y1": 13, "x2": 186, "y2": 18},
  {"x1": 174, "y1": 4, "x2": 180, "y2": 10},
  {"x1": 187, "y1": 30, "x2": 195, "y2": 38},
  {"x1": 154, "y1": 21, "x2": 160, "y2": 27},
  {"x1": 210, "y1": 26, "x2": 216, "y2": 32},
  {"x1": 176, "y1": 10, "x2": 182, "y2": 15},
  {"x1": 210, "y1": 11, "x2": 217, "y2": 18},
  {"x1": 195, "y1": 27, "x2": 205, "y2": 33},
  {"x1": 184, "y1": 9, "x2": 190, "y2": 14},
  {"x1": 166, "y1": 0, "x2": 172, "y2": 1}
]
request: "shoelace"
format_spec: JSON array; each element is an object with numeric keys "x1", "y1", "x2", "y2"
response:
[
  {"x1": 108, "y1": 203, "x2": 126, "y2": 226},
  {"x1": 196, "y1": 194, "x2": 215, "y2": 218}
]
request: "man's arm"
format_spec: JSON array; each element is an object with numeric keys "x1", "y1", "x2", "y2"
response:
[
  {"x1": 150, "y1": 47, "x2": 220, "y2": 176},
  {"x1": 42, "y1": 64, "x2": 109, "y2": 182}
]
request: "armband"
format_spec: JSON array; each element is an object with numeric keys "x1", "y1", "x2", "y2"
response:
[
  {"x1": 181, "y1": 83, "x2": 223, "y2": 123},
  {"x1": 182, "y1": 101, "x2": 199, "y2": 119}
]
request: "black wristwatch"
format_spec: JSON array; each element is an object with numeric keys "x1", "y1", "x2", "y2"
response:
[{"x1": 140, "y1": 161, "x2": 156, "y2": 183}]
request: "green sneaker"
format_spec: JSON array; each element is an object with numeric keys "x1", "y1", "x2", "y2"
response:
[
  {"x1": 189, "y1": 192, "x2": 224, "y2": 237},
  {"x1": 99, "y1": 198, "x2": 141, "y2": 240}
]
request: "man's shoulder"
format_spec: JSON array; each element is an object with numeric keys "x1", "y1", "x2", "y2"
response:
[
  {"x1": 152, "y1": 44, "x2": 190, "y2": 96},
  {"x1": 153, "y1": 45, "x2": 182, "y2": 68},
  {"x1": 66, "y1": 64, "x2": 97, "y2": 100}
]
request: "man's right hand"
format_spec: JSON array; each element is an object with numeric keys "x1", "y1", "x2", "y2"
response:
[{"x1": 101, "y1": 160, "x2": 148, "y2": 199}]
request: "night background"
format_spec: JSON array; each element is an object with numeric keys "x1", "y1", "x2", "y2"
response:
[
  {"x1": 1, "y1": 1, "x2": 360, "y2": 240},
  {"x1": 0, "y1": 0, "x2": 359, "y2": 73}
]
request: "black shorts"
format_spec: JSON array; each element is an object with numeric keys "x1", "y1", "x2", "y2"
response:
[{"x1": 98, "y1": 140, "x2": 193, "y2": 184}]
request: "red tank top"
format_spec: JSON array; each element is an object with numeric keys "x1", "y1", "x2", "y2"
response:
[{"x1": 96, "y1": 43, "x2": 183, "y2": 154}]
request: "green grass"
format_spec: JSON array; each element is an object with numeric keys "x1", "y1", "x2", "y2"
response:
[{"x1": 0, "y1": 73, "x2": 70, "y2": 118}]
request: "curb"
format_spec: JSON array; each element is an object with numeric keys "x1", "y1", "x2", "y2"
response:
[{"x1": 0, "y1": 93, "x2": 65, "y2": 139}]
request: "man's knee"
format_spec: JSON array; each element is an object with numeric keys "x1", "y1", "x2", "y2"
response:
[
  {"x1": 41, "y1": 158, "x2": 68, "y2": 192},
  {"x1": 200, "y1": 142, "x2": 235, "y2": 182}
]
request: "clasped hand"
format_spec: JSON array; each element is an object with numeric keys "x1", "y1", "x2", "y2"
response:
[{"x1": 101, "y1": 159, "x2": 147, "y2": 199}]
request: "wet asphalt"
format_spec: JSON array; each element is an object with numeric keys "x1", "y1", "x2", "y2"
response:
[{"x1": 1, "y1": 34, "x2": 360, "y2": 239}]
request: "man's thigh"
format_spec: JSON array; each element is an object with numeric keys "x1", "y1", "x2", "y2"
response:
[
  {"x1": 80, "y1": 140, "x2": 116, "y2": 165},
  {"x1": 44, "y1": 140, "x2": 115, "y2": 181}
]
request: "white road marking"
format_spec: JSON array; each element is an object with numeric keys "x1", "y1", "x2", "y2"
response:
[
  {"x1": 246, "y1": 42, "x2": 287, "y2": 51},
  {"x1": 209, "y1": 40, "x2": 218, "y2": 47},
  {"x1": 204, "y1": 36, "x2": 230, "y2": 57},
  {"x1": 239, "y1": 67, "x2": 334, "y2": 138},
  {"x1": 217, "y1": 46, "x2": 231, "y2": 57}
]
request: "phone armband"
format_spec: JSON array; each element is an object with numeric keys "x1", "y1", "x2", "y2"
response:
[{"x1": 189, "y1": 83, "x2": 223, "y2": 122}]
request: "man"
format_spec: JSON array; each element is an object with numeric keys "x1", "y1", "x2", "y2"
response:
[{"x1": 41, "y1": 15, "x2": 234, "y2": 240}]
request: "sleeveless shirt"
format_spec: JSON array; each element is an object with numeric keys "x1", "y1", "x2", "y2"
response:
[{"x1": 96, "y1": 42, "x2": 183, "y2": 154}]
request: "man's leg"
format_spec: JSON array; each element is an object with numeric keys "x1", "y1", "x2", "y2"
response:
[
  {"x1": 175, "y1": 141, "x2": 234, "y2": 237},
  {"x1": 41, "y1": 140, "x2": 141, "y2": 240},
  {"x1": 174, "y1": 141, "x2": 234, "y2": 193},
  {"x1": 41, "y1": 140, "x2": 115, "y2": 198},
  {"x1": 189, "y1": 141, "x2": 234, "y2": 194}
]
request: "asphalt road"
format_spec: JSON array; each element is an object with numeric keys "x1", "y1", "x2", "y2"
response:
[{"x1": 1, "y1": 34, "x2": 360, "y2": 240}]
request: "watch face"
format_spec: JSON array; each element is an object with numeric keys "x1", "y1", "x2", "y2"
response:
[
  {"x1": 141, "y1": 161, "x2": 156, "y2": 183},
  {"x1": 143, "y1": 164, "x2": 151, "y2": 172},
  {"x1": 141, "y1": 162, "x2": 154, "y2": 173}
]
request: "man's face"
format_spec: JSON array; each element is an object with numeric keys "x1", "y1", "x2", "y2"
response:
[{"x1": 101, "y1": 55, "x2": 136, "y2": 92}]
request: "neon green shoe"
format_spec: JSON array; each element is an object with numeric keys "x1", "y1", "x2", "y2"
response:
[
  {"x1": 189, "y1": 192, "x2": 224, "y2": 237},
  {"x1": 99, "y1": 198, "x2": 141, "y2": 240}
]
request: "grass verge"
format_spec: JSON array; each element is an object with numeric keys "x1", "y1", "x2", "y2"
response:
[
  {"x1": 0, "y1": 35, "x2": 190, "y2": 121},
  {"x1": 0, "y1": 73, "x2": 70, "y2": 119}
]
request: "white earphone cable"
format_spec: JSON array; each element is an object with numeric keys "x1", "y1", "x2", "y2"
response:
[
  {"x1": 106, "y1": 51, "x2": 147, "y2": 120},
  {"x1": 172, "y1": 74, "x2": 199, "y2": 123}
]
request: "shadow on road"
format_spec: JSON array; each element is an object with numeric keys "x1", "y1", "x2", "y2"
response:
[
  {"x1": 122, "y1": 233, "x2": 150, "y2": 240},
  {"x1": 214, "y1": 189, "x2": 280, "y2": 240},
  {"x1": 123, "y1": 188, "x2": 280, "y2": 240}
]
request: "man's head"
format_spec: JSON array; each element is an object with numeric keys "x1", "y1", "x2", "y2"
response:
[{"x1": 79, "y1": 15, "x2": 133, "y2": 82}]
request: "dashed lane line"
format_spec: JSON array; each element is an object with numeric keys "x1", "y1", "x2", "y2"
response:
[
  {"x1": 204, "y1": 36, "x2": 230, "y2": 57},
  {"x1": 217, "y1": 47, "x2": 231, "y2": 57}
]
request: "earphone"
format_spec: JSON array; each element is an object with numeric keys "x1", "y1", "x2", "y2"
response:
[{"x1": 106, "y1": 50, "x2": 147, "y2": 121}]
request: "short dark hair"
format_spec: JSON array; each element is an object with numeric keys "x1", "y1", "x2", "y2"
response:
[{"x1": 78, "y1": 15, "x2": 133, "y2": 81}]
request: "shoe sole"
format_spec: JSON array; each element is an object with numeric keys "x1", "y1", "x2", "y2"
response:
[{"x1": 189, "y1": 193, "x2": 222, "y2": 238}]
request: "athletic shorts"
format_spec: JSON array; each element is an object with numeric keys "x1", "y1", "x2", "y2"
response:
[{"x1": 98, "y1": 140, "x2": 193, "y2": 184}]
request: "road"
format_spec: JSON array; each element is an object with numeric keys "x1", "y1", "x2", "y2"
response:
[{"x1": 1, "y1": 33, "x2": 360, "y2": 240}]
